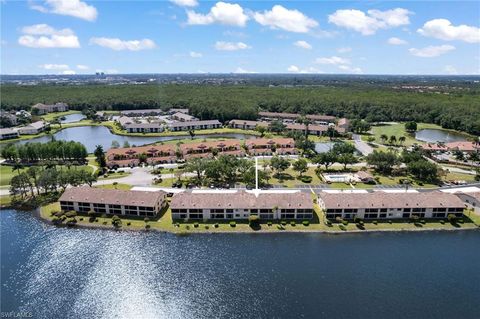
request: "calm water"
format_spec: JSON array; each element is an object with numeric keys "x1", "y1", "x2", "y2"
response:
[
  {"x1": 60, "y1": 113, "x2": 86, "y2": 123},
  {"x1": 13, "y1": 126, "x2": 256, "y2": 152},
  {"x1": 1, "y1": 209, "x2": 479, "y2": 319},
  {"x1": 415, "y1": 129, "x2": 467, "y2": 143}
]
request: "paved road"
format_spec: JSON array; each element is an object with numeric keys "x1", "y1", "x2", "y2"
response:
[{"x1": 352, "y1": 134, "x2": 373, "y2": 156}]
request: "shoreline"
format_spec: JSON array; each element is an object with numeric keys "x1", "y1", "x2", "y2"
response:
[{"x1": 31, "y1": 207, "x2": 479, "y2": 235}]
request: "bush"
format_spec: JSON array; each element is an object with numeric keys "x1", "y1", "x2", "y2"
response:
[
  {"x1": 145, "y1": 224, "x2": 151, "y2": 229},
  {"x1": 458, "y1": 219, "x2": 464, "y2": 224},
  {"x1": 50, "y1": 210, "x2": 60, "y2": 217},
  {"x1": 302, "y1": 220, "x2": 310, "y2": 226},
  {"x1": 214, "y1": 223, "x2": 219, "y2": 228},
  {"x1": 144, "y1": 217, "x2": 150, "y2": 223},
  {"x1": 186, "y1": 225, "x2": 190, "y2": 230},
  {"x1": 194, "y1": 222, "x2": 199, "y2": 228},
  {"x1": 102, "y1": 221, "x2": 107, "y2": 225},
  {"x1": 290, "y1": 221, "x2": 296, "y2": 226},
  {"x1": 388, "y1": 220, "x2": 393, "y2": 224},
  {"x1": 205, "y1": 225, "x2": 209, "y2": 230},
  {"x1": 174, "y1": 222, "x2": 180, "y2": 227},
  {"x1": 420, "y1": 219, "x2": 426, "y2": 224},
  {"x1": 53, "y1": 211, "x2": 64, "y2": 217},
  {"x1": 440, "y1": 219, "x2": 445, "y2": 224},
  {"x1": 65, "y1": 211, "x2": 76, "y2": 218},
  {"x1": 335, "y1": 216, "x2": 343, "y2": 223},
  {"x1": 325, "y1": 220, "x2": 332, "y2": 226},
  {"x1": 373, "y1": 220, "x2": 378, "y2": 225},
  {"x1": 267, "y1": 221, "x2": 272, "y2": 226},
  {"x1": 51, "y1": 216, "x2": 60, "y2": 224},
  {"x1": 299, "y1": 175, "x2": 313, "y2": 183},
  {"x1": 339, "y1": 224, "x2": 346, "y2": 231},
  {"x1": 95, "y1": 218, "x2": 99, "y2": 222},
  {"x1": 127, "y1": 222, "x2": 131, "y2": 226},
  {"x1": 248, "y1": 215, "x2": 260, "y2": 226},
  {"x1": 341, "y1": 220, "x2": 349, "y2": 226},
  {"x1": 229, "y1": 221, "x2": 236, "y2": 227},
  {"x1": 277, "y1": 224, "x2": 284, "y2": 230},
  {"x1": 101, "y1": 213, "x2": 107, "y2": 218},
  {"x1": 281, "y1": 221, "x2": 287, "y2": 226},
  {"x1": 79, "y1": 218, "x2": 84, "y2": 221}
]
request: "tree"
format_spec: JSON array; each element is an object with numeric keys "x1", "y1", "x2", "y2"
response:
[
  {"x1": 292, "y1": 158, "x2": 308, "y2": 176},
  {"x1": 398, "y1": 136, "x2": 406, "y2": 145},
  {"x1": 270, "y1": 156, "x2": 290, "y2": 178},
  {"x1": 185, "y1": 157, "x2": 208, "y2": 185},
  {"x1": 123, "y1": 141, "x2": 130, "y2": 148},
  {"x1": 405, "y1": 121, "x2": 418, "y2": 133},
  {"x1": 111, "y1": 140, "x2": 120, "y2": 148},
  {"x1": 94, "y1": 145, "x2": 107, "y2": 168},
  {"x1": 255, "y1": 125, "x2": 266, "y2": 137},
  {"x1": 243, "y1": 166, "x2": 269, "y2": 188},
  {"x1": 407, "y1": 160, "x2": 439, "y2": 183},
  {"x1": 453, "y1": 150, "x2": 465, "y2": 161},
  {"x1": 295, "y1": 136, "x2": 315, "y2": 155},
  {"x1": 389, "y1": 135, "x2": 397, "y2": 146},
  {"x1": 268, "y1": 120, "x2": 286, "y2": 133},
  {"x1": 366, "y1": 150, "x2": 399, "y2": 174},
  {"x1": 338, "y1": 153, "x2": 358, "y2": 171},
  {"x1": 11, "y1": 162, "x2": 24, "y2": 175},
  {"x1": 27, "y1": 166, "x2": 41, "y2": 195},
  {"x1": 188, "y1": 129, "x2": 195, "y2": 140},
  {"x1": 332, "y1": 142, "x2": 356, "y2": 155},
  {"x1": 313, "y1": 152, "x2": 337, "y2": 171},
  {"x1": 380, "y1": 134, "x2": 388, "y2": 144}
]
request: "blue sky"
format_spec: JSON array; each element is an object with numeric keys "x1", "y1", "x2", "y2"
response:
[{"x1": 1, "y1": 0, "x2": 479, "y2": 75}]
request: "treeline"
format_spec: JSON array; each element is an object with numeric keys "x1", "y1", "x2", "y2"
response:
[
  {"x1": 1, "y1": 140, "x2": 88, "y2": 163},
  {"x1": 1, "y1": 83, "x2": 479, "y2": 135}
]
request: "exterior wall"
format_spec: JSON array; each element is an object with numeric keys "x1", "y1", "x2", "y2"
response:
[
  {"x1": 17, "y1": 126, "x2": 44, "y2": 135},
  {"x1": 0, "y1": 131, "x2": 19, "y2": 140},
  {"x1": 171, "y1": 207, "x2": 313, "y2": 220},
  {"x1": 170, "y1": 123, "x2": 221, "y2": 131},
  {"x1": 456, "y1": 194, "x2": 480, "y2": 213},
  {"x1": 318, "y1": 197, "x2": 464, "y2": 220}
]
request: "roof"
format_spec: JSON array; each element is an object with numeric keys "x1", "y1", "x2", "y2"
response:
[
  {"x1": 422, "y1": 141, "x2": 479, "y2": 152},
  {"x1": 120, "y1": 109, "x2": 163, "y2": 115},
  {"x1": 171, "y1": 191, "x2": 313, "y2": 210},
  {"x1": 229, "y1": 119, "x2": 268, "y2": 127},
  {"x1": 246, "y1": 138, "x2": 295, "y2": 146},
  {"x1": 356, "y1": 171, "x2": 373, "y2": 179},
  {"x1": 258, "y1": 111, "x2": 336, "y2": 122},
  {"x1": 125, "y1": 122, "x2": 163, "y2": 129},
  {"x1": 0, "y1": 128, "x2": 18, "y2": 135},
  {"x1": 172, "y1": 112, "x2": 196, "y2": 121},
  {"x1": 169, "y1": 108, "x2": 189, "y2": 114},
  {"x1": 59, "y1": 186, "x2": 165, "y2": 207},
  {"x1": 318, "y1": 191, "x2": 465, "y2": 209},
  {"x1": 117, "y1": 116, "x2": 133, "y2": 126},
  {"x1": 106, "y1": 144, "x2": 175, "y2": 158},
  {"x1": 459, "y1": 192, "x2": 480, "y2": 201},
  {"x1": 168, "y1": 120, "x2": 221, "y2": 128},
  {"x1": 180, "y1": 139, "x2": 241, "y2": 152}
]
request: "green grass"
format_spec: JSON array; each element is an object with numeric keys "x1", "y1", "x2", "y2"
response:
[
  {"x1": 95, "y1": 183, "x2": 132, "y2": 190},
  {"x1": 41, "y1": 110, "x2": 81, "y2": 122},
  {"x1": 363, "y1": 122, "x2": 444, "y2": 146},
  {"x1": 0, "y1": 195, "x2": 12, "y2": 207},
  {"x1": 266, "y1": 167, "x2": 322, "y2": 187},
  {"x1": 98, "y1": 171, "x2": 130, "y2": 180},
  {"x1": 0, "y1": 165, "x2": 93, "y2": 186}
]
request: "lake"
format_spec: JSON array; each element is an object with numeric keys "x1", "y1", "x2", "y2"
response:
[
  {"x1": 415, "y1": 129, "x2": 467, "y2": 143},
  {"x1": 13, "y1": 126, "x2": 257, "y2": 152},
  {"x1": 60, "y1": 113, "x2": 86, "y2": 124},
  {"x1": 1, "y1": 209, "x2": 479, "y2": 319}
]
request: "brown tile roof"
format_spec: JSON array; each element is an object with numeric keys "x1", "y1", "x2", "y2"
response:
[
  {"x1": 106, "y1": 144, "x2": 176, "y2": 159},
  {"x1": 258, "y1": 111, "x2": 336, "y2": 122},
  {"x1": 168, "y1": 120, "x2": 221, "y2": 128},
  {"x1": 171, "y1": 191, "x2": 313, "y2": 210},
  {"x1": 246, "y1": 137, "x2": 295, "y2": 147},
  {"x1": 318, "y1": 191, "x2": 465, "y2": 209},
  {"x1": 422, "y1": 141, "x2": 479, "y2": 152},
  {"x1": 229, "y1": 119, "x2": 268, "y2": 127},
  {"x1": 180, "y1": 139, "x2": 241, "y2": 153},
  {"x1": 59, "y1": 186, "x2": 165, "y2": 207}
]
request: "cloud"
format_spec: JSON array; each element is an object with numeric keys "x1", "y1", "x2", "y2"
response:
[
  {"x1": 30, "y1": 0, "x2": 97, "y2": 21},
  {"x1": 62, "y1": 70, "x2": 76, "y2": 75},
  {"x1": 417, "y1": 19, "x2": 480, "y2": 43},
  {"x1": 315, "y1": 56, "x2": 350, "y2": 65},
  {"x1": 170, "y1": 0, "x2": 197, "y2": 7},
  {"x1": 38, "y1": 63, "x2": 69, "y2": 70},
  {"x1": 338, "y1": 65, "x2": 363, "y2": 74},
  {"x1": 328, "y1": 8, "x2": 412, "y2": 35},
  {"x1": 89, "y1": 37, "x2": 156, "y2": 51},
  {"x1": 76, "y1": 64, "x2": 89, "y2": 70},
  {"x1": 444, "y1": 65, "x2": 458, "y2": 75},
  {"x1": 287, "y1": 65, "x2": 300, "y2": 72},
  {"x1": 294, "y1": 40, "x2": 312, "y2": 49},
  {"x1": 337, "y1": 47, "x2": 352, "y2": 53},
  {"x1": 187, "y1": 2, "x2": 248, "y2": 27},
  {"x1": 409, "y1": 45, "x2": 455, "y2": 58},
  {"x1": 214, "y1": 41, "x2": 250, "y2": 51},
  {"x1": 18, "y1": 24, "x2": 80, "y2": 48},
  {"x1": 253, "y1": 5, "x2": 318, "y2": 33},
  {"x1": 287, "y1": 65, "x2": 322, "y2": 73},
  {"x1": 234, "y1": 67, "x2": 256, "y2": 73},
  {"x1": 189, "y1": 51, "x2": 202, "y2": 58},
  {"x1": 387, "y1": 37, "x2": 407, "y2": 45}
]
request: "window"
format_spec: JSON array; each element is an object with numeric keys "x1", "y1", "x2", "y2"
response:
[
  {"x1": 402, "y1": 213, "x2": 410, "y2": 218},
  {"x1": 403, "y1": 208, "x2": 411, "y2": 212}
]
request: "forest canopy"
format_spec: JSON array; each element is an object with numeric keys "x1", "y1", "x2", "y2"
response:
[{"x1": 1, "y1": 83, "x2": 479, "y2": 135}]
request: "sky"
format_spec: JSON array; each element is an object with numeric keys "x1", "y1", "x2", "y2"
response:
[{"x1": 1, "y1": 0, "x2": 479, "y2": 75}]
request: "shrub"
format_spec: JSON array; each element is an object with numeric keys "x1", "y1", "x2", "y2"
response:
[
  {"x1": 95, "y1": 218, "x2": 99, "y2": 222},
  {"x1": 458, "y1": 219, "x2": 464, "y2": 224},
  {"x1": 388, "y1": 220, "x2": 393, "y2": 224},
  {"x1": 174, "y1": 222, "x2": 180, "y2": 227},
  {"x1": 50, "y1": 210, "x2": 60, "y2": 217},
  {"x1": 420, "y1": 219, "x2": 426, "y2": 224},
  {"x1": 205, "y1": 225, "x2": 209, "y2": 230},
  {"x1": 335, "y1": 216, "x2": 343, "y2": 223},
  {"x1": 277, "y1": 224, "x2": 284, "y2": 230},
  {"x1": 145, "y1": 224, "x2": 151, "y2": 229},
  {"x1": 325, "y1": 220, "x2": 332, "y2": 226},
  {"x1": 373, "y1": 220, "x2": 378, "y2": 225},
  {"x1": 229, "y1": 221, "x2": 236, "y2": 227},
  {"x1": 127, "y1": 222, "x2": 131, "y2": 226},
  {"x1": 102, "y1": 221, "x2": 107, "y2": 225},
  {"x1": 53, "y1": 211, "x2": 64, "y2": 217},
  {"x1": 281, "y1": 221, "x2": 287, "y2": 226},
  {"x1": 339, "y1": 224, "x2": 346, "y2": 231},
  {"x1": 51, "y1": 216, "x2": 60, "y2": 224},
  {"x1": 144, "y1": 217, "x2": 150, "y2": 223},
  {"x1": 302, "y1": 220, "x2": 310, "y2": 226},
  {"x1": 194, "y1": 222, "x2": 199, "y2": 228},
  {"x1": 248, "y1": 215, "x2": 260, "y2": 227},
  {"x1": 66, "y1": 217, "x2": 77, "y2": 226},
  {"x1": 186, "y1": 225, "x2": 190, "y2": 230},
  {"x1": 214, "y1": 223, "x2": 219, "y2": 228},
  {"x1": 440, "y1": 220, "x2": 445, "y2": 224},
  {"x1": 101, "y1": 213, "x2": 107, "y2": 218},
  {"x1": 290, "y1": 221, "x2": 296, "y2": 226},
  {"x1": 79, "y1": 218, "x2": 84, "y2": 221},
  {"x1": 267, "y1": 221, "x2": 272, "y2": 226},
  {"x1": 447, "y1": 214, "x2": 456, "y2": 224},
  {"x1": 65, "y1": 211, "x2": 77, "y2": 218},
  {"x1": 88, "y1": 210, "x2": 96, "y2": 218},
  {"x1": 299, "y1": 175, "x2": 313, "y2": 183},
  {"x1": 341, "y1": 220, "x2": 349, "y2": 226}
]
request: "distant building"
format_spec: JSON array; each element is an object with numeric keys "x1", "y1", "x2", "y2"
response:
[
  {"x1": 169, "y1": 108, "x2": 189, "y2": 114},
  {"x1": 258, "y1": 111, "x2": 336, "y2": 125},
  {"x1": 229, "y1": 119, "x2": 268, "y2": 130},
  {"x1": 171, "y1": 190, "x2": 313, "y2": 220},
  {"x1": 116, "y1": 116, "x2": 133, "y2": 128},
  {"x1": 168, "y1": 120, "x2": 222, "y2": 131},
  {"x1": 16, "y1": 121, "x2": 48, "y2": 135},
  {"x1": 32, "y1": 102, "x2": 68, "y2": 114},
  {"x1": 356, "y1": 171, "x2": 374, "y2": 183},
  {"x1": 0, "y1": 128, "x2": 19, "y2": 140},
  {"x1": 120, "y1": 109, "x2": 164, "y2": 117},
  {"x1": 106, "y1": 144, "x2": 176, "y2": 167},
  {"x1": 171, "y1": 112, "x2": 197, "y2": 122},
  {"x1": 246, "y1": 138, "x2": 297, "y2": 155},
  {"x1": 124, "y1": 122, "x2": 164, "y2": 133},
  {"x1": 0, "y1": 111, "x2": 18, "y2": 126},
  {"x1": 95, "y1": 111, "x2": 108, "y2": 121},
  {"x1": 180, "y1": 140, "x2": 244, "y2": 160},
  {"x1": 230, "y1": 119, "x2": 346, "y2": 136},
  {"x1": 317, "y1": 191, "x2": 465, "y2": 220},
  {"x1": 422, "y1": 141, "x2": 480, "y2": 154},
  {"x1": 59, "y1": 187, "x2": 167, "y2": 217}
]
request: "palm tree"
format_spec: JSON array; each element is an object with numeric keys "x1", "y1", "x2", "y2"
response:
[
  {"x1": 380, "y1": 134, "x2": 388, "y2": 144},
  {"x1": 398, "y1": 136, "x2": 406, "y2": 145},
  {"x1": 11, "y1": 162, "x2": 24, "y2": 175},
  {"x1": 389, "y1": 135, "x2": 397, "y2": 146}
]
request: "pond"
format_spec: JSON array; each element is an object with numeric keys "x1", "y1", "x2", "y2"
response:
[
  {"x1": 13, "y1": 126, "x2": 257, "y2": 152},
  {"x1": 2, "y1": 209, "x2": 480, "y2": 319},
  {"x1": 60, "y1": 113, "x2": 86, "y2": 124},
  {"x1": 415, "y1": 129, "x2": 467, "y2": 143}
]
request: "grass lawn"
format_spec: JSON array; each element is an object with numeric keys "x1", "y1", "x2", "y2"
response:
[
  {"x1": 0, "y1": 165, "x2": 93, "y2": 186},
  {"x1": 0, "y1": 195, "x2": 12, "y2": 207},
  {"x1": 362, "y1": 122, "x2": 443, "y2": 146},
  {"x1": 95, "y1": 183, "x2": 132, "y2": 190},
  {"x1": 40, "y1": 201, "x2": 479, "y2": 234},
  {"x1": 267, "y1": 166, "x2": 323, "y2": 187},
  {"x1": 98, "y1": 171, "x2": 131, "y2": 180},
  {"x1": 41, "y1": 110, "x2": 81, "y2": 122},
  {"x1": 444, "y1": 172, "x2": 476, "y2": 183}
]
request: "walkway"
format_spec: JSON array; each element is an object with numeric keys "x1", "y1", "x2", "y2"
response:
[{"x1": 352, "y1": 134, "x2": 373, "y2": 156}]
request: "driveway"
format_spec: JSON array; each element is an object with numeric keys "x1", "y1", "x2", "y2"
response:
[{"x1": 353, "y1": 134, "x2": 373, "y2": 156}]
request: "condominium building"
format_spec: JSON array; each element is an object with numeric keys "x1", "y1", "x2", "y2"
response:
[
  {"x1": 180, "y1": 140, "x2": 244, "y2": 160},
  {"x1": 171, "y1": 112, "x2": 197, "y2": 122},
  {"x1": 168, "y1": 120, "x2": 222, "y2": 131},
  {"x1": 455, "y1": 192, "x2": 480, "y2": 213},
  {"x1": 229, "y1": 119, "x2": 268, "y2": 130},
  {"x1": 317, "y1": 191, "x2": 465, "y2": 220},
  {"x1": 171, "y1": 190, "x2": 314, "y2": 220},
  {"x1": 106, "y1": 144, "x2": 177, "y2": 167},
  {"x1": 0, "y1": 128, "x2": 19, "y2": 140},
  {"x1": 16, "y1": 121, "x2": 48, "y2": 135},
  {"x1": 120, "y1": 109, "x2": 164, "y2": 117},
  {"x1": 59, "y1": 187, "x2": 167, "y2": 217},
  {"x1": 246, "y1": 138, "x2": 297, "y2": 155},
  {"x1": 32, "y1": 102, "x2": 68, "y2": 114},
  {"x1": 258, "y1": 111, "x2": 336, "y2": 125}
]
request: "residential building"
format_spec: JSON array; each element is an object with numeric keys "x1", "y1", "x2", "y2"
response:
[
  {"x1": 59, "y1": 187, "x2": 167, "y2": 217},
  {"x1": 169, "y1": 108, "x2": 189, "y2": 114},
  {"x1": 120, "y1": 109, "x2": 164, "y2": 117},
  {"x1": 168, "y1": 120, "x2": 222, "y2": 131},
  {"x1": 230, "y1": 119, "x2": 345, "y2": 135},
  {"x1": 246, "y1": 138, "x2": 297, "y2": 155},
  {"x1": 171, "y1": 190, "x2": 313, "y2": 220},
  {"x1": 229, "y1": 119, "x2": 268, "y2": 130},
  {"x1": 16, "y1": 121, "x2": 48, "y2": 135},
  {"x1": 455, "y1": 192, "x2": 480, "y2": 213},
  {"x1": 32, "y1": 102, "x2": 68, "y2": 114},
  {"x1": 116, "y1": 116, "x2": 133, "y2": 128},
  {"x1": 0, "y1": 111, "x2": 18, "y2": 126},
  {"x1": 171, "y1": 112, "x2": 197, "y2": 122},
  {"x1": 317, "y1": 191, "x2": 465, "y2": 220},
  {"x1": 95, "y1": 111, "x2": 108, "y2": 121},
  {"x1": 258, "y1": 111, "x2": 336, "y2": 124},
  {"x1": 0, "y1": 128, "x2": 19, "y2": 140},
  {"x1": 124, "y1": 122, "x2": 164, "y2": 133},
  {"x1": 337, "y1": 118, "x2": 350, "y2": 133},
  {"x1": 180, "y1": 140, "x2": 244, "y2": 160},
  {"x1": 15, "y1": 110, "x2": 32, "y2": 119},
  {"x1": 421, "y1": 141, "x2": 480, "y2": 153},
  {"x1": 106, "y1": 144, "x2": 177, "y2": 167}
]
